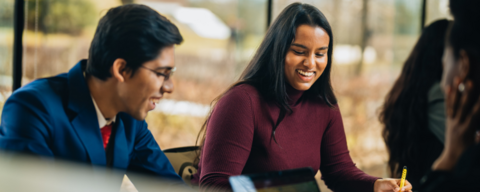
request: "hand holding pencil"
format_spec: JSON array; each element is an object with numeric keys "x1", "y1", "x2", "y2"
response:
[
  {"x1": 373, "y1": 167, "x2": 412, "y2": 192},
  {"x1": 399, "y1": 166, "x2": 407, "y2": 191}
]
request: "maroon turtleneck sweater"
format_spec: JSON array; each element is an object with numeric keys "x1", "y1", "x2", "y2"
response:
[{"x1": 193, "y1": 84, "x2": 378, "y2": 191}]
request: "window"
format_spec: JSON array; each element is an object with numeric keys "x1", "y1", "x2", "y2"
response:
[
  {"x1": 272, "y1": 0, "x2": 423, "y2": 183},
  {"x1": 23, "y1": 0, "x2": 267, "y2": 149},
  {"x1": 426, "y1": 0, "x2": 451, "y2": 26},
  {"x1": 0, "y1": 0, "x2": 14, "y2": 117}
]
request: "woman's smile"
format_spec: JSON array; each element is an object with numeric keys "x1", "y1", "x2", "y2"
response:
[
  {"x1": 296, "y1": 69, "x2": 315, "y2": 81},
  {"x1": 284, "y1": 24, "x2": 329, "y2": 91}
]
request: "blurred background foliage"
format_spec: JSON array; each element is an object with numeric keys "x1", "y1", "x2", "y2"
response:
[
  {"x1": 394, "y1": 1, "x2": 421, "y2": 35},
  {"x1": 25, "y1": 0, "x2": 96, "y2": 35},
  {"x1": 0, "y1": 0, "x2": 14, "y2": 27}
]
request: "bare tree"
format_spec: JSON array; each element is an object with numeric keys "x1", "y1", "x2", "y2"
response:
[
  {"x1": 121, "y1": 0, "x2": 135, "y2": 5},
  {"x1": 356, "y1": 0, "x2": 371, "y2": 76}
]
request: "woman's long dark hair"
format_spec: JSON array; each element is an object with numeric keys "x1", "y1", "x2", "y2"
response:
[
  {"x1": 448, "y1": 0, "x2": 480, "y2": 73},
  {"x1": 379, "y1": 19, "x2": 449, "y2": 178},
  {"x1": 194, "y1": 3, "x2": 337, "y2": 167}
]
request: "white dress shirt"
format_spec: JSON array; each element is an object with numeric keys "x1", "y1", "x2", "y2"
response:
[
  {"x1": 84, "y1": 72, "x2": 116, "y2": 129},
  {"x1": 91, "y1": 96, "x2": 116, "y2": 129}
]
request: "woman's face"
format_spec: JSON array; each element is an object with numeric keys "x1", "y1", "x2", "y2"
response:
[
  {"x1": 284, "y1": 24, "x2": 330, "y2": 91},
  {"x1": 441, "y1": 46, "x2": 458, "y2": 92}
]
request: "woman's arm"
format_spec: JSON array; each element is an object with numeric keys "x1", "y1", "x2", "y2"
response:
[
  {"x1": 319, "y1": 105, "x2": 378, "y2": 192},
  {"x1": 320, "y1": 105, "x2": 412, "y2": 192},
  {"x1": 199, "y1": 86, "x2": 255, "y2": 191}
]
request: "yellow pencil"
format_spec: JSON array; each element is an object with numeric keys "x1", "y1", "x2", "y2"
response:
[{"x1": 399, "y1": 166, "x2": 407, "y2": 192}]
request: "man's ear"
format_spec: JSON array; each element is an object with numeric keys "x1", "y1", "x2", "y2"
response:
[
  {"x1": 458, "y1": 49, "x2": 470, "y2": 82},
  {"x1": 111, "y1": 58, "x2": 128, "y2": 82}
]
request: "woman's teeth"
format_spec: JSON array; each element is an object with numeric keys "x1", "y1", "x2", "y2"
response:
[
  {"x1": 150, "y1": 98, "x2": 160, "y2": 104},
  {"x1": 297, "y1": 69, "x2": 314, "y2": 77}
]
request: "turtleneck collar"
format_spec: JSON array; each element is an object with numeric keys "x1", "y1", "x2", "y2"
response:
[{"x1": 286, "y1": 83, "x2": 305, "y2": 106}]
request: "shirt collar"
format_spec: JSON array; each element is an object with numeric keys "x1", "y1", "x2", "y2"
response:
[
  {"x1": 91, "y1": 95, "x2": 116, "y2": 129},
  {"x1": 83, "y1": 72, "x2": 116, "y2": 129}
]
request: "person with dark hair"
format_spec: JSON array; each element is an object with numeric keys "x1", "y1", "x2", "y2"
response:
[
  {"x1": 418, "y1": 0, "x2": 480, "y2": 191},
  {"x1": 0, "y1": 4, "x2": 184, "y2": 188},
  {"x1": 379, "y1": 19, "x2": 449, "y2": 188},
  {"x1": 192, "y1": 3, "x2": 412, "y2": 192}
]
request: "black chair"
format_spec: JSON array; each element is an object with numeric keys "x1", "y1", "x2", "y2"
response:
[{"x1": 163, "y1": 146, "x2": 199, "y2": 186}]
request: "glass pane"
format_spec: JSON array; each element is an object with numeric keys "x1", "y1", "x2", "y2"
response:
[
  {"x1": 393, "y1": 0, "x2": 422, "y2": 65},
  {"x1": 23, "y1": 0, "x2": 106, "y2": 81},
  {"x1": 236, "y1": 0, "x2": 267, "y2": 77},
  {"x1": 425, "y1": 0, "x2": 452, "y2": 26},
  {"x1": 141, "y1": 0, "x2": 250, "y2": 149},
  {"x1": 125, "y1": 0, "x2": 265, "y2": 150},
  {"x1": 24, "y1": 0, "x2": 267, "y2": 150},
  {"x1": 0, "y1": 0, "x2": 14, "y2": 116},
  {"x1": 271, "y1": 0, "x2": 422, "y2": 187}
]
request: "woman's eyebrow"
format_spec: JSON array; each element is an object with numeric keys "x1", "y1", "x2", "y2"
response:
[
  {"x1": 318, "y1": 46, "x2": 328, "y2": 50},
  {"x1": 291, "y1": 43, "x2": 307, "y2": 49},
  {"x1": 291, "y1": 43, "x2": 328, "y2": 50}
]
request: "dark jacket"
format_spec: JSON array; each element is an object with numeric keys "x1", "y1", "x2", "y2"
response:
[{"x1": 418, "y1": 143, "x2": 480, "y2": 192}]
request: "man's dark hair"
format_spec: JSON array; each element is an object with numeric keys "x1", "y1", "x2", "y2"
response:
[{"x1": 86, "y1": 4, "x2": 183, "y2": 80}]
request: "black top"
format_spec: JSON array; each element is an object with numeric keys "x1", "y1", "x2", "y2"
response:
[
  {"x1": 406, "y1": 83, "x2": 444, "y2": 188},
  {"x1": 408, "y1": 131, "x2": 443, "y2": 189},
  {"x1": 418, "y1": 143, "x2": 480, "y2": 192}
]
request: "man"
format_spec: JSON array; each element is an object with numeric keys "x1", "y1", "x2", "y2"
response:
[{"x1": 0, "y1": 4, "x2": 183, "y2": 188}]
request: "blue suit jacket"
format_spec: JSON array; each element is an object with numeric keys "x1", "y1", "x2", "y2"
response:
[{"x1": 0, "y1": 60, "x2": 183, "y2": 185}]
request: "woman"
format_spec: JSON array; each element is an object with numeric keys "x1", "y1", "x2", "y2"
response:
[
  {"x1": 418, "y1": 0, "x2": 480, "y2": 191},
  {"x1": 193, "y1": 3, "x2": 412, "y2": 192},
  {"x1": 379, "y1": 19, "x2": 449, "y2": 188}
]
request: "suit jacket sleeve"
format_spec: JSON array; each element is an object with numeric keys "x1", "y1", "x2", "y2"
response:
[
  {"x1": 0, "y1": 89, "x2": 54, "y2": 157},
  {"x1": 126, "y1": 121, "x2": 183, "y2": 184}
]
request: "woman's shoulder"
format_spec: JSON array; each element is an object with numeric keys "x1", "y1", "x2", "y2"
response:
[
  {"x1": 215, "y1": 84, "x2": 262, "y2": 109},
  {"x1": 225, "y1": 84, "x2": 261, "y2": 99},
  {"x1": 307, "y1": 94, "x2": 337, "y2": 107},
  {"x1": 306, "y1": 96, "x2": 340, "y2": 118},
  {"x1": 211, "y1": 84, "x2": 261, "y2": 118}
]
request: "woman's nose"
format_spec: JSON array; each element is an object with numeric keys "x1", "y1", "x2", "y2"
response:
[{"x1": 303, "y1": 54, "x2": 315, "y2": 68}]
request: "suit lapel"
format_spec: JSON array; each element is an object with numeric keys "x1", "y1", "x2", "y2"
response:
[
  {"x1": 67, "y1": 60, "x2": 106, "y2": 166},
  {"x1": 112, "y1": 118, "x2": 129, "y2": 169},
  {"x1": 70, "y1": 111, "x2": 106, "y2": 166}
]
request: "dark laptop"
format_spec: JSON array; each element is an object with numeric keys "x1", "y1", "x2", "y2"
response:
[{"x1": 229, "y1": 167, "x2": 321, "y2": 192}]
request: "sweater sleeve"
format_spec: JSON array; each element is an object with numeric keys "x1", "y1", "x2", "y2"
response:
[
  {"x1": 320, "y1": 105, "x2": 378, "y2": 192},
  {"x1": 199, "y1": 86, "x2": 255, "y2": 191}
]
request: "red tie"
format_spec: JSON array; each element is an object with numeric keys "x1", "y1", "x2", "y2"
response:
[{"x1": 100, "y1": 124, "x2": 113, "y2": 149}]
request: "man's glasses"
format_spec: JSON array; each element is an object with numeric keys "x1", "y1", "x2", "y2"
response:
[{"x1": 140, "y1": 66, "x2": 176, "y2": 80}]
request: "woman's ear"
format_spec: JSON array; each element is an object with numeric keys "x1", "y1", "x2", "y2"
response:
[
  {"x1": 111, "y1": 58, "x2": 128, "y2": 82},
  {"x1": 458, "y1": 49, "x2": 470, "y2": 82}
]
